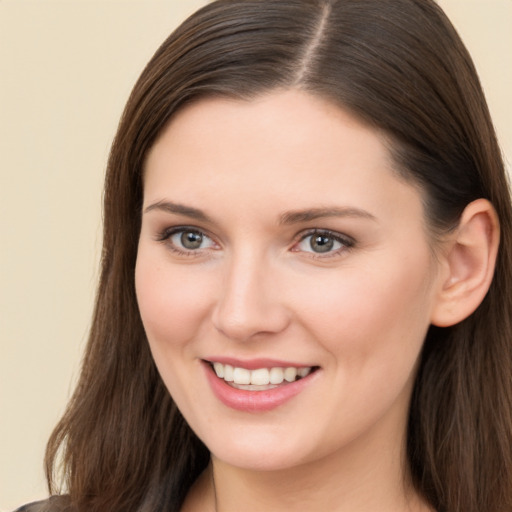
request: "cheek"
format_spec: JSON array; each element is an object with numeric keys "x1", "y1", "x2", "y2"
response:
[
  {"x1": 135, "y1": 253, "x2": 217, "y2": 412},
  {"x1": 135, "y1": 253, "x2": 214, "y2": 348},
  {"x1": 288, "y1": 257, "x2": 434, "y2": 445},
  {"x1": 292, "y1": 252, "x2": 434, "y2": 365}
]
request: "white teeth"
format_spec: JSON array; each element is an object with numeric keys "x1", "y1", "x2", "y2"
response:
[
  {"x1": 269, "y1": 367, "x2": 284, "y2": 384},
  {"x1": 251, "y1": 368, "x2": 270, "y2": 385},
  {"x1": 233, "y1": 367, "x2": 251, "y2": 385},
  {"x1": 211, "y1": 362, "x2": 313, "y2": 387},
  {"x1": 298, "y1": 367, "x2": 312, "y2": 378},
  {"x1": 284, "y1": 367, "x2": 297, "y2": 382},
  {"x1": 223, "y1": 364, "x2": 234, "y2": 382},
  {"x1": 213, "y1": 362, "x2": 224, "y2": 378}
]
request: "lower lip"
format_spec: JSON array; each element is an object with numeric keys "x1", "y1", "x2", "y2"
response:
[{"x1": 203, "y1": 362, "x2": 318, "y2": 412}]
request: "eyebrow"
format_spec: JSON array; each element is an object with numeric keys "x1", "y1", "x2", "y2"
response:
[
  {"x1": 279, "y1": 207, "x2": 376, "y2": 225},
  {"x1": 143, "y1": 200, "x2": 212, "y2": 222},
  {"x1": 144, "y1": 200, "x2": 376, "y2": 225}
]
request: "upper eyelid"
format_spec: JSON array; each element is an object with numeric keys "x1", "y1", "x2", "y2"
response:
[
  {"x1": 292, "y1": 229, "x2": 356, "y2": 256},
  {"x1": 155, "y1": 225, "x2": 355, "y2": 249},
  {"x1": 157, "y1": 227, "x2": 217, "y2": 256},
  {"x1": 294, "y1": 228, "x2": 355, "y2": 243},
  {"x1": 158, "y1": 225, "x2": 213, "y2": 240}
]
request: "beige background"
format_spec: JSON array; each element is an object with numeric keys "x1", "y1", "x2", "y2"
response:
[{"x1": 1, "y1": 1, "x2": 510, "y2": 509}]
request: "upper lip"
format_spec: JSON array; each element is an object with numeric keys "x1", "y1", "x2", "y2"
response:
[{"x1": 203, "y1": 356, "x2": 316, "y2": 370}]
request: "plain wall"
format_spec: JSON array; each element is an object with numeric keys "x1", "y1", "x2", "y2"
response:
[{"x1": 0, "y1": 1, "x2": 510, "y2": 510}]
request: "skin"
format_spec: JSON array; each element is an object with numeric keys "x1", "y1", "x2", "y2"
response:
[{"x1": 135, "y1": 89, "x2": 443, "y2": 511}]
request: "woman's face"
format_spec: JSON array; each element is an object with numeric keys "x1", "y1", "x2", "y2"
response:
[{"x1": 136, "y1": 90, "x2": 443, "y2": 472}]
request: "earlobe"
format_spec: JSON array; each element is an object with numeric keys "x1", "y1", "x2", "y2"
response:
[{"x1": 430, "y1": 199, "x2": 500, "y2": 327}]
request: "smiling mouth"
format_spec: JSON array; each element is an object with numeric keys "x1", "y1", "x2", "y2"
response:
[{"x1": 207, "y1": 361, "x2": 319, "y2": 391}]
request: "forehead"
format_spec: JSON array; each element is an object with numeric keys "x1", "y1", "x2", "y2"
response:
[
  {"x1": 143, "y1": 89, "x2": 423, "y2": 226},
  {"x1": 147, "y1": 90, "x2": 391, "y2": 166}
]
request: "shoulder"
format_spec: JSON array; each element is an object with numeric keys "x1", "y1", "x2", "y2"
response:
[{"x1": 13, "y1": 496, "x2": 74, "y2": 512}]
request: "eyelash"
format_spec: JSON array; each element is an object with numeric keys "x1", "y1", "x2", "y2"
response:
[
  {"x1": 293, "y1": 229, "x2": 356, "y2": 258},
  {"x1": 156, "y1": 226, "x2": 356, "y2": 258},
  {"x1": 156, "y1": 226, "x2": 217, "y2": 257}
]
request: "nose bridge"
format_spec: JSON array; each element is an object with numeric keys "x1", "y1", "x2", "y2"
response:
[{"x1": 212, "y1": 246, "x2": 289, "y2": 342}]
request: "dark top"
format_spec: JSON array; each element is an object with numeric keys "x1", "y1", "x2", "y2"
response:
[{"x1": 13, "y1": 496, "x2": 73, "y2": 512}]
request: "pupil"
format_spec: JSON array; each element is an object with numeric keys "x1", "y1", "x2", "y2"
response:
[
  {"x1": 181, "y1": 231, "x2": 203, "y2": 249},
  {"x1": 311, "y1": 235, "x2": 333, "y2": 253}
]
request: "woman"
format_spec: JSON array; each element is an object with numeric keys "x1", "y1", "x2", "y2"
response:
[{"x1": 16, "y1": 0, "x2": 512, "y2": 511}]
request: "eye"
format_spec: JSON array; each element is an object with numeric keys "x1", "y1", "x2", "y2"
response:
[
  {"x1": 295, "y1": 230, "x2": 354, "y2": 255},
  {"x1": 158, "y1": 227, "x2": 217, "y2": 254},
  {"x1": 171, "y1": 230, "x2": 210, "y2": 250}
]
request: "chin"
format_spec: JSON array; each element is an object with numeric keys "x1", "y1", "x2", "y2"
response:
[
  {"x1": 203, "y1": 428, "x2": 316, "y2": 472},
  {"x1": 213, "y1": 449, "x2": 306, "y2": 472}
]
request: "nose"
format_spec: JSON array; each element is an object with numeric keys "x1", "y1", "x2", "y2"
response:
[{"x1": 211, "y1": 251, "x2": 290, "y2": 342}]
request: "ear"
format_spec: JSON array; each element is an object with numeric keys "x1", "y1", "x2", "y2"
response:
[{"x1": 430, "y1": 199, "x2": 500, "y2": 327}]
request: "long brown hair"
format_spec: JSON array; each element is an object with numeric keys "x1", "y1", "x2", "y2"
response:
[{"x1": 45, "y1": 1, "x2": 512, "y2": 511}]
